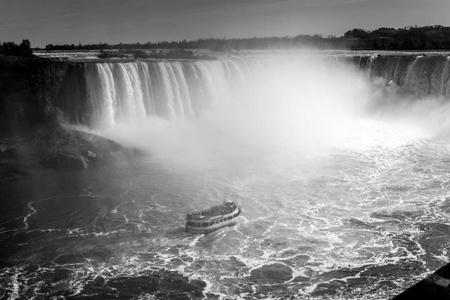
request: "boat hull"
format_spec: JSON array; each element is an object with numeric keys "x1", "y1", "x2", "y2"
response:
[{"x1": 185, "y1": 207, "x2": 241, "y2": 234}]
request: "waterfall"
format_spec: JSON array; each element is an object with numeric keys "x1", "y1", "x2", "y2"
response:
[
  {"x1": 84, "y1": 57, "x2": 277, "y2": 129},
  {"x1": 364, "y1": 54, "x2": 450, "y2": 97},
  {"x1": 83, "y1": 54, "x2": 450, "y2": 132},
  {"x1": 441, "y1": 56, "x2": 450, "y2": 96},
  {"x1": 85, "y1": 59, "x2": 247, "y2": 129}
]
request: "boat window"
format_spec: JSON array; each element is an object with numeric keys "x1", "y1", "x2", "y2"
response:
[{"x1": 201, "y1": 222, "x2": 210, "y2": 227}]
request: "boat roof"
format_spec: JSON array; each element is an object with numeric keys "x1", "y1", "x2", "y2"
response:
[{"x1": 187, "y1": 201, "x2": 237, "y2": 219}]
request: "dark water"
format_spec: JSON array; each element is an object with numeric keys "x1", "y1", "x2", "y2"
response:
[{"x1": 2, "y1": 121, "x2": 450, "y2": 299}]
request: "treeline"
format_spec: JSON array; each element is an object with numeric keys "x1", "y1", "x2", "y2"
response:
[
  {"x1": 1, "y1": 25, "x2": 449, "y2": 56},
  {"x1": 45, "y1": 35, "x2": 346, "y2": 51},
  {"x1": 343, "y1": 25, "x2": 450, "y2": 50},
  {"x1": 97, "y1": 48, "x2": 210, "y2": 60},
  {"x1": 0, "y1": 40, "x2": 33, "y2": 56},
  {"x1": 43, "y1": 26, "x2": 450, "y2": 51}
]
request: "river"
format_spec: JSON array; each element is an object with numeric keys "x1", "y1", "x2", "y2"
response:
[{"x1": 1, "y1": 52, "x2": 450, "y2": 299}]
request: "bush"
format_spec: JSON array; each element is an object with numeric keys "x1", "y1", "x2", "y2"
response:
[
  {"x1": 97, "y1": 49, "x2": 127, "y2": 59},
  {"x1": 0, "y1": 40, "x2": 33, "y2": 57}
]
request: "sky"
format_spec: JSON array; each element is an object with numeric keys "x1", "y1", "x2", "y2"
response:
[{"x1": 1, "y1": 0, "x2": 449, "y2": 47}]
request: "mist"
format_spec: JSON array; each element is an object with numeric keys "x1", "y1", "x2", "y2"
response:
[
  {"x1": 88, "y1": 54, "x2": 444, "y2": 169},
  {"x1": 369, "y1": 89, "x2": 450, "y2": 139}
]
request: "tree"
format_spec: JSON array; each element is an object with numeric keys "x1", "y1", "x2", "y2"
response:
[
  {"x1": 20, "y1": 39, "x2": 33, "y2": 56},
  {"x1": 344, "y1": 29, "x2": 369, "y2": 38},
  {"x1": 1, "y1": 40, "x2": 33, "y2": 56}
]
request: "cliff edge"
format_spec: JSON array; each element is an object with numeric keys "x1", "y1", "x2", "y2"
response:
[
  {"x1": 0, "y1": 57, "x2": 89, "y2": 136},
  {"x1": 0, "y1": 57, "x2": 129, "y2": 181}
]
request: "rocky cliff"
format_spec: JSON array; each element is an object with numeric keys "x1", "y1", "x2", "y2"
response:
[
  {"x1": 0, "y1": 58, "x2": 89, "y2": 136},
  {"x1": 354, "y1": 54, "x2": 450, "y2": 97},
  {"x1": 0, "y1": 58, "x2": 127, "y2": 181}
]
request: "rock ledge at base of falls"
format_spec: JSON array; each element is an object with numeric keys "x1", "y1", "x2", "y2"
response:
[
  {"x1": 0, "y1": 57, "x2": 140, "y2": 180},
  {"x1": 0, "y1": 124, "x2": 137, "y2": 182}
]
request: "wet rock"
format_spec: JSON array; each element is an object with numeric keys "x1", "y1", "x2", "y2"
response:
[
  {"x1": 292, "y1": 276, "x2": 310, "y2": 283},
  {"x1": 49, "y1": 150, "x2": 89, "y2": 171},
  {"x1": 82, "y1": 149, "x2": 103, "y2": 167},
  {"x1": 157, "y1": 270, "x2": 206, "y2": 298},
  {"x1": 311, "y1": 282, "x2": 340, "y2": 296},
  {"x1": 107, "y1": 275, "x2": 159, "y2": 295},
  {"x1": 345, "y1": 217, "x2": 374, "y2": 229},
  {"x1": 93, "y1": 271, "x2": 207, "y2": 299},
  {"x1": 361, "y1": 263, "x2": 417, "y2": 277},
  {"x1": 157, "y1": 291, "x2": 191, "y2": 300},
  {"x1": 279, "y1": 254, "x2": 309, "y2": 266},
  {"x1": 85, "y1": 150, "x2": 96, "y2": 158},
  {"x1": 297, "y1": 245, "x2": 313, "y2": 252},
  {"x1": 189, "y1": 279, "x2": 207, "y2": 290},
  {"x1": 0, "y1": 163, "x2": 28, "y2": 180},
  {"x1": 0, "y1": 122, "x2": 133, "y2": 181},
  {"x1": 249, "y1": 263, "x2": 293, "y2": 284},
  {"x1": 92, "y1": 275, "x2": 105, "y2": 287},
  {"x1": 321, "y1": 267, "x2": 364, "y2": 281},
  {"x1": 346, "y1": 277, "x2": 369, "y2": 286},
  {"x1": 370, "y1": 210, "x2": 418, "y2": 221}
]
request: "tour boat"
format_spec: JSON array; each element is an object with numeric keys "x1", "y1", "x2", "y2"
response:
[{"x1": 185, "y1": 200, "x2": 241, "y2": 234}]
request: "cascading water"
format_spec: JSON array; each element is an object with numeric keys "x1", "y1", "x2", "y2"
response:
[
  {"x1": 3, "y1": 52, "x2": 450, "y2": 300},
  {"x1": 360, "y1": 54, "x2": 450, "y2": 98},
  {"x1": 85, "y1": 54, "x2": 450, "y2": 132},
  {"x1": 84, "y1": 56, "x2": 376, "y2": 165},
  {"x1": 85, "y1": 59, "x2": 246, "y2": 127}
]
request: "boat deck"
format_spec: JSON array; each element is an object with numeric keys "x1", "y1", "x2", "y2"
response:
[
  {"x1": 186, "y1": 201, "x2": 241, "y2": 234},
  {"x1": 187, "y1": 202, "x2": 237, "y2": 220}
]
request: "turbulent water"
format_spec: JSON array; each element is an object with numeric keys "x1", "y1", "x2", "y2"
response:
[{"x1": 2, "y1": 52, "x2": 450, "y2": 299}]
